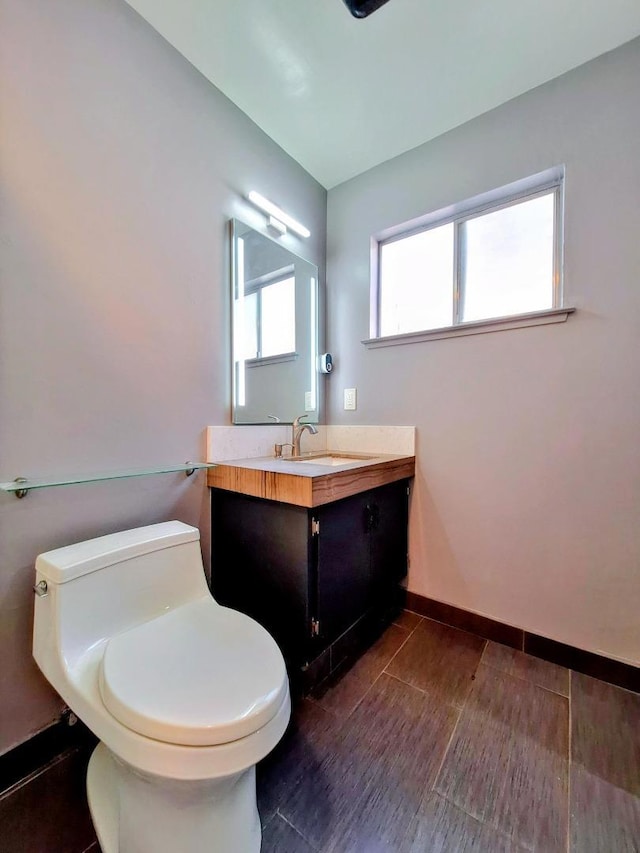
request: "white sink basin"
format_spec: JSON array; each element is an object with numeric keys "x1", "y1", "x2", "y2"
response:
[{"x1": 292, "y1": 454, "x2": 375, "y2": 466}]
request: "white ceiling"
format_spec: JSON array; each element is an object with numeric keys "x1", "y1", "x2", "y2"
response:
[{"x1": 124, "y1": 0, "x2": 640, "y2": 189}]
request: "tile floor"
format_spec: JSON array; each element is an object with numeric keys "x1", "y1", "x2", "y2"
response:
[
  {"x1": 0, "y1": 746, "x2": 97, "y2": 853},
  {"x1": 258, "y1": 611, "x2": 640, "y2": 852},
  {"x1": 2, "y1": 610, "x2": 638, "y2": 852}
]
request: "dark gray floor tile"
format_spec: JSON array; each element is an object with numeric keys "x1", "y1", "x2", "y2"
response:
[
  {"x1": 261, "y1": 814, "x2": 316, "y2": 852},
  {"x1": 400, "y1": 792, "x2": 526, "y2": 853},
  {"x1": 571, "y1": 671, "x2": 640, "y2": 796},
  {"x1": 482, "y1": 640, "x2": 570, "y2": 696},
  {"x1": 275, "y1": 720, "x2": 374, "y2": 851},
  {"x1": 282, "y1": 673, "x2": 458, "y2": 852},
  {"x1": 257, "y1": 699, "x2": 340, "y2": 825},
  {"x1": 312, "y1": 623, "x2": 410, "y2": 717},
  {"x1": 386, "y1": 618, "x2": 486, "y2": 707},
  {"x1": 570, "y1": 764, "x2": 640, "y2": 853},
  {"x1": 0, "y1": 748, "x2": 97, "y2": 853},
  {"x1": 337, "y1": 622, "x2": 411, "y2": 682},
  {"x1": 435, "y1": 663, "x2": 568, "y2": 851},
  {"x1": 393, "y1": 610, "x2": 423, "y2": 632},
  {"x1": 310, "y1": 665, "x2": 374, "y2": 721}
]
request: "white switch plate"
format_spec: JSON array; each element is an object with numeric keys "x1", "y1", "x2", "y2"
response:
[
  {"x1": 344, "y1": 388, "x2": 357, "y2": 410},
  {"x1": 305, "y1": 391, "x2": 314, "y2": 411}
]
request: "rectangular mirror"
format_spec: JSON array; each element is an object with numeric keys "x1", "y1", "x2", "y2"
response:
[{"x1": 231, "y1": 219, "x2": 320, "y2": 424}]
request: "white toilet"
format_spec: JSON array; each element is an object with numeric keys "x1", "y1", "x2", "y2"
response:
[{"x1": 32, "y1": 521, "x2": 291, "y2": 853}]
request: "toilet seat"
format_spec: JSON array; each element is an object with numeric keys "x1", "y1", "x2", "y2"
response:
[{"x1": 98, "y1": 597, "x2": 288, "y2": 747}]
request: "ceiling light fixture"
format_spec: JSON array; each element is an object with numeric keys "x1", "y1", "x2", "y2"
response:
[
  {"x1": 341, "y1": 0, "x2": 391, "y2": 18},
  {"x1": 247, "y1": 191, "x2": 311, "y2": 238}
]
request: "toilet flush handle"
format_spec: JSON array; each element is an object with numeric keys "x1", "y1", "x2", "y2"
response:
[{"x1": 33, "y1": 580, "x2": 48, "y2": 597}]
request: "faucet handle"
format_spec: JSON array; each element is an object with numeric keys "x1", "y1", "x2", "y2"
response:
[
  {"x1": 293, "y1": 414, "x2": 310, "y2": 428},
  {"x1": 274, "y1": 443, "x2": 293, "y2": 458}
]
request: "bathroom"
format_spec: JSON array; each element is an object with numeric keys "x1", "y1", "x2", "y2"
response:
[{"x1": 1, "y1": 0, "x2": 639, "y2": 850}]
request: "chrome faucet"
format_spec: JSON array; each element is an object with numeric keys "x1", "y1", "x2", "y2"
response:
[{"x1": 292, "y1": 414, "x2": 318, "y2": 457}]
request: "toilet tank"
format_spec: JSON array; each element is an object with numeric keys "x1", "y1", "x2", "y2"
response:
[{"x1": 33, "y1": 521, "x2": 212, "y2": 675}]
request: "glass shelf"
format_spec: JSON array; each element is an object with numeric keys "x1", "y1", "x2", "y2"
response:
[{"x1": 0, "y1": 463, "x2": 216, "y2": 498}]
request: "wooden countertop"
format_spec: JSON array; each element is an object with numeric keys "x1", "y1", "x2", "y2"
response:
[{"x1": 207, "y1": 452, "x2": 415, "y2": 508}]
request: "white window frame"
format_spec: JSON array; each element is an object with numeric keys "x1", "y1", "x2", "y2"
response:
[
  {"x1": 242, "y1": 265, "x2": 297, "y2": 364},
  {"x1": 365, "y1": 167, "x2": 574, "y2": 348}
]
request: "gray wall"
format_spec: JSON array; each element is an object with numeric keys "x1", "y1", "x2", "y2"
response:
[
  {"x1": 326, "y1": 39, "x2": 640, "y2": 666},
  {"x1": 0, "y1": 0, "x2": 326, "y2": 754}
]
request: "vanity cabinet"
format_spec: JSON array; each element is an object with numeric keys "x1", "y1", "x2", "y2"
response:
[{"x1": 210, "y1": 479, "x2": 409, "y2": 681}]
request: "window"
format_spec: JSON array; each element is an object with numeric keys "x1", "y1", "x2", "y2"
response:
[{"x1": 372, "y1": 171, "x2": 568, "y2": 343}]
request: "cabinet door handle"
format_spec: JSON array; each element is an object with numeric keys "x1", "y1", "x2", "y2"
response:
[
  {"x1": 364, "y1": 504, "x2": 373, "y2": 531},
  {"x1": 364, "y1": 503, "x2": 380, "y2": 531}
]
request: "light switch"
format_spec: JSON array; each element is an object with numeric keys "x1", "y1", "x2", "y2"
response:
[
  {"x1": 305, "y1": 391, "x2": 314, "y2": 411},
  {"x1": 344, "y1": 388, "x2": 357, "y2": 410}
]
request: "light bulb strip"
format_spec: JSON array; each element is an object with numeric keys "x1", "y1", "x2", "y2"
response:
[{"x1": 248, "y1": 191, "x2": 311, "y2": 238}]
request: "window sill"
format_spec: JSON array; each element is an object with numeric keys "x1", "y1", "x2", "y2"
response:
[
  {"x1": 362, "y1": 307, "x2": 576, "y2": 348},
  {"x1": 246, "y1": 352, "x2": 298, "y2": 368}
]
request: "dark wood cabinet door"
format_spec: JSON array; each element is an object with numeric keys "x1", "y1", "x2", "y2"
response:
[
  {"x1": 211, "y1": 490, "x2": 311, "y2": 665},
  {"x1": 315, "y1": 492, "x2": 370, "y2": 647},
  {"x1": 368, "y1": 481, "x2": 409, "y2": 610},
  {"x1": 367, "y1": 480, "x2": 409, "y2": 601}
]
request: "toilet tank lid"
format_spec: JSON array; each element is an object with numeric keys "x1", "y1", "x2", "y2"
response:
[{"x1": 35, "y1": 521, "x2": 199, "y2": 584}]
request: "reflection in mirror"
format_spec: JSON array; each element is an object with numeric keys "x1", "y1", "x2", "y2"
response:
[{"x1": 231, "y1": 219, "x2": 320, "y2": 424}]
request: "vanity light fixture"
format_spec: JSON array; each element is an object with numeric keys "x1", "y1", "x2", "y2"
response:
[
  {"x1": 247, "y1": 191, "x2": 311, "y2": 239},
  {"x1": 267, "y1": 215, "x2": 287, "y2": 236}
]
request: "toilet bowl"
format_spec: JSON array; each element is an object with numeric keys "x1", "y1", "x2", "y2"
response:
[{"x1": 32, "y1": 521, "x2": 291, "y2": 853}]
